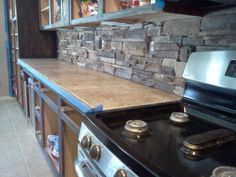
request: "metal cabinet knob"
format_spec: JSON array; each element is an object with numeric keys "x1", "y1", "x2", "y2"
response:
[
  {"x1": 89, "y1": 144, "x2": 101, "y2": 160},
  {"x1": 81, "y1": 135, "x2": 91, "y2": 149},
  {"x1": 114, "y1": 169, "x2": 128, "y2": 177}
]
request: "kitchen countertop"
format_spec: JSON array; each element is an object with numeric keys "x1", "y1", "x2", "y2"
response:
[{"x1": 19, "y1": 58, "x2": 180, "y2": 112}]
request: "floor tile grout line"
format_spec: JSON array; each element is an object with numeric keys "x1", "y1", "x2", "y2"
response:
[{"x1": 6, "y1": 101, "x2": 32, "y2": 177}]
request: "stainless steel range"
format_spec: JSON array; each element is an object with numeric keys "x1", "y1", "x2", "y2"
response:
[{"x1": 74, "y1": 51, "x2": 236, "y2": 177}]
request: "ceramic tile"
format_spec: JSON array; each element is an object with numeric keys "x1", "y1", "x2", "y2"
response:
[{"x1": 0, "y1": 164, "x2": 29, "y2": 177}]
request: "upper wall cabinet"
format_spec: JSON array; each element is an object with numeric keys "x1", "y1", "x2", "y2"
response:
[
  {"x1": 39, "y1": 0, "x2": 236, "y2": 30},
  {"x1": 39, "y1": 0, "x2": 69, "y2": 29}
]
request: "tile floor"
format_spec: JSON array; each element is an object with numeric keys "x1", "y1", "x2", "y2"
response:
[{"x1": 0, "y1": 97, "x2": 54, "y2": 177}]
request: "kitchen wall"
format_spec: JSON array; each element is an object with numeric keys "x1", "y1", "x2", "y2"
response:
[{"x1": 57, "y1": 7, "x2": 236, "y2": 95}]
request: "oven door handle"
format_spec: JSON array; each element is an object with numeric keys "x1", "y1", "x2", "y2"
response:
[{"x1": 75, "y1": 161, "x2": 96, "y2": 177}]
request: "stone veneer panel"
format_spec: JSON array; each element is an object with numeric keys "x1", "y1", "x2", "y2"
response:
[{"x1": 57, "y1": 8, "x2": 236, "y2": 95}]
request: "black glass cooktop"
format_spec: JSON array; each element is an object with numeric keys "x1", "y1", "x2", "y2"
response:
[{"x1": 91, "y1": 102, "x2": 236, "y2": 177}]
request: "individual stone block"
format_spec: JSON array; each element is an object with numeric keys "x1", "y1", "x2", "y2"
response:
[
  {"x1": 201, "y1": 13, "x2": 236, "y2": 32},
  {"x1": 101, "y1": 57, "x2": 116, "y2": 64},
  {"x1": 83, "y1": 33, "x2": 95, "y2": 41},
  {"x1": 182, "y1": 36, "x2": 204, "y2": 46},
  {"x1": 104, "y1": 63, "x2": 115, "y2": 75},
  {"x1": 173, "y1": 86, "x2": 184, "y2": 96},
  {"x1": 147, "y1": 27, "x2": 162, "y2": 36},
  {"x1": 204, "y1": 36, "x2": 236, "y2": 47},
  {"x1": 111, "y1": 41, "x2": 123, "y2": 50},
  {"x1": 162, "y1": 58, "x2": 176, "y2": 69},
  {"x1": 97, "y1": 51, "x2": 115, "y2": 58},
  {"x1": 77, "y1": 48, "x2": 88, "y2": 58},
  {"x1": 162, "y1": 18, "x2": 201, "y2": 36},
  {"x1": 126, "y1": 28, "x2": 146, "y2": 38},
  {"x1": 179, "y1": 46, "x2": 193, "y2": 62},
  {"x1": 154, "y1": 81, "x2": 174, "y2": 93},
  {"x1": 88, "y1": 50, "x2": 99, "y2": 60},
  {"x1": 154, "y1": 73, "x2": 175, "y2": 83},
  {"x1": 175, "y1": 77, "x2": 185, "y2": 87},
  {"x1": 153, "y1": 43, "x2": 179, "y2": 51},
  {"x1": 145, "y1": 63, "x2": 162, "y2": 73},
  {"x1": 115, "y1": 68, "x2": 133, "y2": 79},
  {"x1": 153, "y1": 50, "x2": 179, "y2": 59},
  {"x1": 123, "y1": 42, "x2": 147, "y2": 56},
  {"x1": 175, "y1": 62, "x2": 186, "y2": 77}
]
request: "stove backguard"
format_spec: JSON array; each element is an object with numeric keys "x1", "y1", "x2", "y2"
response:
[{"x1": 182, "y1": 51, "x2": 236, "y2": 130}]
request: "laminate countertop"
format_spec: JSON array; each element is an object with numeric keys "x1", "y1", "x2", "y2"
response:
[{"x1": 19, "y1": 59, "x2": 180, "y2": 112}]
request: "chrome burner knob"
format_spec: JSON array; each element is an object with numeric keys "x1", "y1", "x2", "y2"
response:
[
  {"x1": 81, "y1": 135, "x2": 91, "y2": 149},
  {"x1": 114, "y1": 169, "x2": 128, "y2": 177},
  {"x1": 89, "y1": 144, "x2": 101, "y2": 160}
]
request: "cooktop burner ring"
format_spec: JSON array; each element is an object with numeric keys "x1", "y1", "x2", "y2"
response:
[
  {"x1": 170, "y1": 112, "x2": 190, "y2": 124},
  {"x1": 124, "y1": 120, "x2": 148, "y2": 133}
]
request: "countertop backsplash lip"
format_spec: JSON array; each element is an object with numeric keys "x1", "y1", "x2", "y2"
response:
[{"x1": 56, "y1": 7, "x2": 236, "y2": 96}]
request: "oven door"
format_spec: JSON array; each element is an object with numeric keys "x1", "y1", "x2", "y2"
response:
[{"x1": 74, "y1": 145, "x2": 103, "y2": 177}]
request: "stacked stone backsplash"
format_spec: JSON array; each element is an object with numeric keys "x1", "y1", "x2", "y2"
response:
[{"x1": 57, "y1": 8, "x2": 236, "y2": 95}]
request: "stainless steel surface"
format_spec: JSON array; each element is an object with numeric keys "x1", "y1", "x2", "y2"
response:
[
  {"x1": 170, "y1": 112, "x2": 189, "y2": 123},
  {"x1": 89, "y1": 144, "x2": 101, "y2": 160},
  {"x1": 183, "y1": 51, "x2": 236, "y2": 90},
  {"x1": 76, "y1": 123, "x2": 138, "y2": 177},
  {"x1": 114, "y1": 169, "x2": 128, "y2": 177},
  {"x1": 124, "y1": 120, "x2": 148, "y2": 133},
  {"x1": 81, "y1": 135, "x2": 92, "y2": 150}
]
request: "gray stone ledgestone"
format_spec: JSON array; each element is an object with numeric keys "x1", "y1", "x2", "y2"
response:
[
  {"x1": 175, "y1": 62, "x2": 186, "y2": 77},
  {"x1": 162, "y1": 66, "x2": 175, "y2": 76},
  {"x1": 173, "y1": 86, "x2": 184, "y2": 96},
  {"x1": 123, "y1": 42, "x2": 147, "y2": 56},
  {"x1": 97, "y1": 51, "x2": 115, "y2": 58},
  {"x1": 145, "y1": 63, "x2": 162, "y2": 73},
  {"x1": 115, "y1": 68, "x2": 133, "y2": 80},
  {"x1": 111, "y1": 41, "x2": 123, "y2": 51},
  {"x1": 162, "y1": 58, "x2": 176, "y2": 69},
  {"x1": 83, "y1": 41, "x2": 95, "y2": 50},
  {"x1": 142, "y1": 79, "x2": 156, "y2": 87},
  {"x1": 147, "y1": 27, "x2": 162, "y2": 36},
  {"x1": 153, "y1": 43, "x2": 179, "y2": 51},
  {"x1": 162, "y1": 18, "x2": 201, "y2": 36},
  {"x1": 77, "y1": 48, "x2": 88, "y2": 58},
  {"x1": 152, "y1": 50, "x2": 179, "y2": 59},
  {"x1": 112, "y1": 30, "x2": 127, "y2": 39},
  {"x1": 133, "y1": 69, "x2": 154, "y2": 78},
  {"x1": 102, "y1": 40, "x2": 111, "y2": 50},
  {"x1": 183, "y1": 36, "x2": 204, "y2": 46},
  {"x1": 196, "y1": 46, "x2": 236, "y2": 52},
  {"x1": 154, "y1": 73, "x2": 175, "y2": 83},
  {"x1": 126, "y1": 28, "x2": 146, "y2": 38},
  {"x1": 104, "y1": 63, "x2": 115, "y2": 75},
  {"x1": 175, "y1": 77, "x2": 185, "y2": 87},
  {"x1": 96, "y1": 30, "x2": 114, "y2": 36},
  {"x1": 179, "y1": 46, "x2": 194, "y2": 62},
  {"x1": 97, "y1": 62, "x2": 104, "y2": 72},
  {"x1": 88, "y1": 50, "x2": 99, "y2": 60},
  {"x1": 116, "y1": 60, "x2": 130, "y2": 67},
  {"x1": 83, "y1": 33, "x2": 94, "y2": 41},
  {"x1": 201, "y1": 13, "x2": 236, "y2": 32},
  {"x1": 153, "y1": 81, "x2": 174, "y2": 93},
  {"x1": 199, "y1": 30, "x2": 236, "y2": 36},
  {"x1": 130, "y1": 56, "x2": 146, "y2": 64},
  {"x1": 101, "y1": 57, "x2": 116, "y2": 64},
  {"x1": 204, "y1": 36, "x2": 236, "y2": 47},
  {"x1": 145, "y1": 57, "x2": 163, "y2": 64},
  {"x1": 115, "y1": 51, "x2": 125, "y2": 60}
]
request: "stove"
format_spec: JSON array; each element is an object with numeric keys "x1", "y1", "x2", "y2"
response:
[{"x1": 75, "y1": 51, "x2": 236, "y2": 177}]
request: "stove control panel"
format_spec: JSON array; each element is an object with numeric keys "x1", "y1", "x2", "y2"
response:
[{"x1": 77, "y1": 123, "x2": 138, "y2": 177}]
